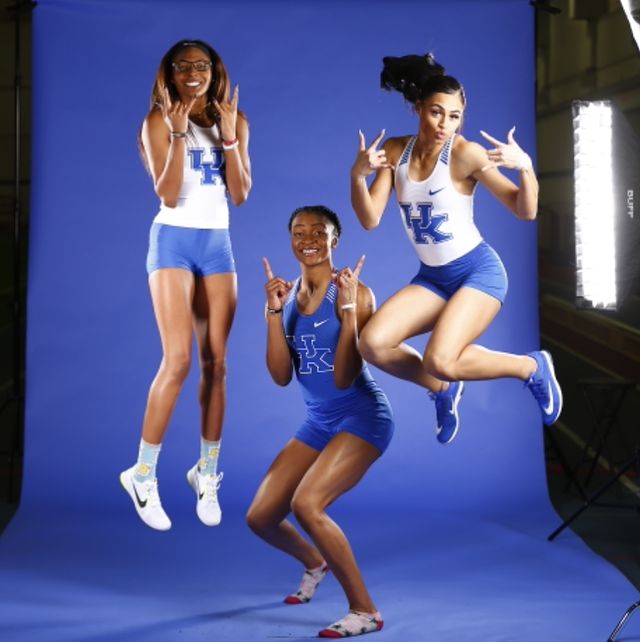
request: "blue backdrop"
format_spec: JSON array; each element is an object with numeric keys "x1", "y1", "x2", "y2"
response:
[
  {"x1": 4, "y1": 2, "x2": 638, "y2": 641},
  {"x1": 26, "y1": 0, "x2": 542, "y2": 517}
]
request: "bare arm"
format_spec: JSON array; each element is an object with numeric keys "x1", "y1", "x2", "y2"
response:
[
  {"x1": 473, "y1": 127, "x2": 539, "y2": 221},
  {"x1": 333, "y1": 256, "x2": 375, "y2": 389},
  {"x1": 263, "y1": 257, "x2": 293, "y2": 386},
  {"x1": 141, "y1": 90, "x2": 197, "y2": 208},
  {"x1": 350, "y1": 130, "x2": 396, "y2": 230},
  {"x1": 215, "y1": 86, "x2": 252, "y2": 206}
]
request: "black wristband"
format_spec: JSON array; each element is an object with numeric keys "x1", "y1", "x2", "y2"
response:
[{"x1": 266, "y1": 307, "x2": 282, "y2": 314}]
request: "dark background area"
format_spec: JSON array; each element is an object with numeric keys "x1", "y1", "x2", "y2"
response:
[{"x1": 1, "y1": 0, "x2": 639, "y2": 589}]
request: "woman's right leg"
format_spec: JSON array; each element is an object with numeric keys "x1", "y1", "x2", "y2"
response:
[
  {"x1": 359, "y1": 284, "x2": 447, "y2": 392},
  {"x1": 120, "y1": 268, "x2": 195, "y2": 531},
  {"x1": 247, "y1": 439, "x2": 324, "y2": 568},
  {"x1": 141, "y1": 268, "x2": 196, "y2": 443}
]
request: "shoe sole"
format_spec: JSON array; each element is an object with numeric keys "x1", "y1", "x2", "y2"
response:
[
  {"x1": 540, "y1": 350, "x2": 563, "y2": 425},
  {"x1": 119, "y1": 470, "x2": 171, "y2": 531},
  {"x1": 319, "y1": 619, "x2": 383, "y2": 638},
  {"x1": 438, "y1": 381, "x2": 464, "y2": 445}
]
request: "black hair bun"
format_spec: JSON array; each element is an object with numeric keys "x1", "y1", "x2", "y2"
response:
[{"x1": 381, "y1": 53, "x2": 445, "y2": 102}]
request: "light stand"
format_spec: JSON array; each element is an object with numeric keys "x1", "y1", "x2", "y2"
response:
[{"x1": 0, "y1": 0, "x2": 36, "y2": 504}]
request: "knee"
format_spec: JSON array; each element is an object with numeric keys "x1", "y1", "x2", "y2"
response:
[
  {"x1": 424, "y1": 349, "x2": 457, "y2": 381},
  {"x1": 290, "y1": 492, "x2": 321, "y2": 530},
  {"x1": 161, "y1": 352, "x2": 191, "y2": 383},
  {"x1": 246, "y1": 504, "x2": 274, "y2": 535},
  {"x1": 359, "y1": 326, "x2": 384, "y2": 365},
  {"x1": 200, "y1": 354, "x2": 227, "y2": 383}
]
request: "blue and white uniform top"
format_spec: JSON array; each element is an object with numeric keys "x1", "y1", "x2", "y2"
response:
[
  {"x1": 153, "y1": 122, "x2": 229, "y2": 229},
  {"x1": 282, "y1": 278, "x2": 375, "y2": 404},
  {"x1": 394, "y1": 134, "x2": 483, "y2": 267}
]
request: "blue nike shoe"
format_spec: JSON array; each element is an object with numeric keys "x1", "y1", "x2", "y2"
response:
[
  {"x1": 526, "y1": 350, "x2": 563, "y2": 425},
  {"x1": 431, "y1": 381, "x2": 465, "y2": 445}
]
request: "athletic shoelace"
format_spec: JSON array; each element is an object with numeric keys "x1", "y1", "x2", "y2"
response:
[{"x1": 201, "y1": 472, "x2": 223, "y2": 502}]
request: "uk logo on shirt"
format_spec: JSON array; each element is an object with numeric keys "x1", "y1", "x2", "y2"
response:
[
  {"x1": 188, "y1": 147, "x2": 224, "y2": 185},
  {"x1": 399, "y1": 201, "x2": 452, "y2": 244},
  {"x1": 289, "y1": 334, "x2": 334, "y2": 374}
]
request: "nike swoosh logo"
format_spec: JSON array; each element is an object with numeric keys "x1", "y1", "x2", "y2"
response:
[
  {"x1": 543, "y1": 383, "x2": 554, "y2": 415},
  {"x1": 436, "y1": 425, "x2": 443, "y2": 434},
  {"x1": 429, "y1": 187, "x2": 445, "y2": 196},
  {"x1": 314, "y1": 319, "x2": 329, "y2": 328},
  {"x1": 133, "y1": 485, "x2": 147, "y2": 508}
]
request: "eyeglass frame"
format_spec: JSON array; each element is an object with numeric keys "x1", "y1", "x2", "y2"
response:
[{"x1": 171, "y1": 60, "x2": 213, "y2": 73}]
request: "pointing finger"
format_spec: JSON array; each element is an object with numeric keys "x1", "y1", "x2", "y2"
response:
[
  {"x1": 358, "y1": 129, "x2": 366, "y2": 151},
  {"x1": 262, "y1": 256, "x2": 274, "y2": 280},
  {"x1": 480, "y1": 130, "x2": 503, "y2": 147},
  {"x1": 352, "y1": 254, "x2": 366, "y2": 279},
  {"x1": 506, "y1": 126, "x2": 516, "y2": 144},
  {"x1": 368, "y1": 128, "x2": 386, "y2": 152}
]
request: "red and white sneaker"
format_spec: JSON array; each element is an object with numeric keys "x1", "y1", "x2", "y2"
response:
[
  {"x1": 319, "y1": 610, "x2": 384, "y2": 638},
  {"x1": 284, "y1": 563, "x2": 329, "y2": 604}
]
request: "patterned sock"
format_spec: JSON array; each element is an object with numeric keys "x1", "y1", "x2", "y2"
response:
[
  {"x1": 198, "y1": 438, "x2": 221, "y2": 476},
  {"x1": 284, "y1": 563, "x2": 329, "y2": 604},
  {"x1": 134, "y1": 439, "x2": 162, "y2": 482}
]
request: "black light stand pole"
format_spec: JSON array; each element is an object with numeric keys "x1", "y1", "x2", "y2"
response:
[
  {"x1": 0, "y1": 0, "x2": 36, "y2": 502},
  {"x1": 547, "y1": 449, "x2": 639, "y2": 541},
  {"x1": 607, "y1": 600, "x2": 640, "y2": 642}
]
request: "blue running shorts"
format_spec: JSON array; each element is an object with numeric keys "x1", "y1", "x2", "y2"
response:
[
  {"x1": 295, "y1": 383, "x2": 395, "y2": 454},
  {"x1": 146, "y1": 223, "x2": 236, "y2": 276},
  {"x1": 410, "y1": 240, "x2": 508, "y2": 304}
]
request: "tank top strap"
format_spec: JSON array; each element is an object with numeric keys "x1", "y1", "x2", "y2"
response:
[
  {"x1": 321, "y1": 281, "x2": 338, "y2": 317},
  {"x1": 397, "y1": 136, "x2": 417, "y2": 168},
  {"x1": 439, "y1": 133, "x2": 455, "y2": 166}
]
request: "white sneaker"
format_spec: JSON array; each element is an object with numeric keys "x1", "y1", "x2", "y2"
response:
[
  {"x1": 119, "y1": 466, "x2": 171, "y2": 531},
  {"x1": 187, "y1": 465, "x2": 223, "y2": 526}
]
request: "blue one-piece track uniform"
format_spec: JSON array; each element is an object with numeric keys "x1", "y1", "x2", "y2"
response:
[{"x1": 283, "y1": 279, "x2": 394, "y2": 454}]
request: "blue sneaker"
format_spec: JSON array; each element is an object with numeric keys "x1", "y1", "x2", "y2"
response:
[
  {"x1": 430, "y1": 381, "x2": 464, "y2": 445},
  {"x1": 526, "y1": 350, "x2": 563, "y2": 425}
]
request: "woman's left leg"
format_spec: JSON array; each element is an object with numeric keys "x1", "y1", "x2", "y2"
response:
[
  {"x1": 193, "y1": 272, "x2": 238, "y2": 440},
  {"x1": 424, "y1": 286, "x2": 536, "y2": 382},
  {"x1": 291, "y1": 432, "x2": 381, "y2": 614},
  {"x1": 188, "y1": 272, "x2": 237, "y2": 525}
]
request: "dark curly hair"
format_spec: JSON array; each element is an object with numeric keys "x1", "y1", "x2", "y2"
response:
[{"x1": 380, "y1": 53, "x2": 465, "y2": 107}]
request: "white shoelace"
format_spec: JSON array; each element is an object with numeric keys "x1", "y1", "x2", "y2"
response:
[{"x1": 201, "y1": 472, "x2": 223, "y2": 502}]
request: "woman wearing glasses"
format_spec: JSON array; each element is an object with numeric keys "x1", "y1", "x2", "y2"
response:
[{"x1": 120, "y1": 40, "x2": 251, "y2": 531}]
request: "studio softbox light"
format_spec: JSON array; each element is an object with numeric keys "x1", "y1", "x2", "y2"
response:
[{"x1": 571, "y1": 99, "x2": 640, "y2": 310}]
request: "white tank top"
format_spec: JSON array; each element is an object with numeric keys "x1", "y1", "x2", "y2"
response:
[
  {"x1": 394, "y1": 134, "x2": 482, "y2": 266},
  {"x1": 153, "y1": 122, "x2": 230, "y2": 229}
]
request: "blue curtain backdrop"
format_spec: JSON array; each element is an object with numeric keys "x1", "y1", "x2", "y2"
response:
[{"x1": 27, "y1": 0, "x2": 542, "y2": 518}]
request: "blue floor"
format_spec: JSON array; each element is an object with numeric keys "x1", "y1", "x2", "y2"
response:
[{"x1": 1, "y1": 503, "x2": 637, "y2": 642}]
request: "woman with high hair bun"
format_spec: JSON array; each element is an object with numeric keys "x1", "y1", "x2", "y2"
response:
[
  {"x1": 120, "y1": 39, "x2": 251, "y2": 531},
  {"x1": 350, "y1": 53, "x2": 562, "y2": 445}
]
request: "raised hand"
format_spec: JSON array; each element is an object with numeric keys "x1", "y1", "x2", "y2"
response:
[
  {"x1": 263, "y1": 256, "x2": 292, "y2": 312},
  {"x1": 351, "y1": 130, "x2": 391, "y2": 179},
  {"x1": 480, "y1": 126, "x2": 532, "y2": 171},
  {"x1": 214, "y1": 85, "x2": 239, "y2": 142},
  {"x1": 162, "y1": 87, "x2": 197, "y2": 134},
  {"x1": 334, "y1": 255, "x2": 365, "y2": 309}
]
